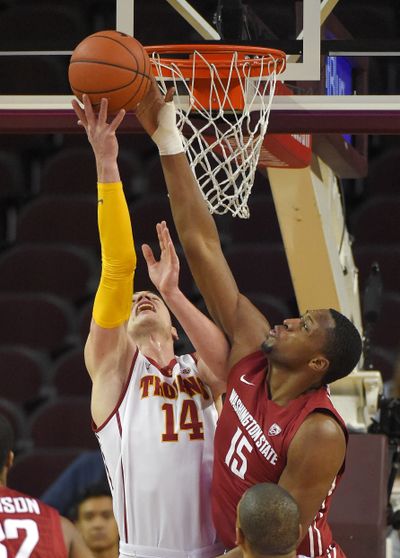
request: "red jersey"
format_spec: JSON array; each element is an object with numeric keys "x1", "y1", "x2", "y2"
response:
[
  {"x1": 212, "y1": 351, "x2": 347, "y2": 558},
  {"x1": 0, "y1": 486, "x2": 67, "y2": 558}
]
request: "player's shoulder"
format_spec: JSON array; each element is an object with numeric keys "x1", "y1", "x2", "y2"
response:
[{"x1": 294, "y1": 411, "x2": 346, "y2": 447}]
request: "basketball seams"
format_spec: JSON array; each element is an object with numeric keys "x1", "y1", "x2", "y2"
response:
[
  {"x1": 70, "y1": 59, "x2": 152, "y2": 81},
  {"x1": 72, "y1": 74, "x2": 147, "y2": 95}
]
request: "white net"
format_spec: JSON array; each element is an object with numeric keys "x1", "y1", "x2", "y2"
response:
[{"x1": 150, "y1": 48, "x2": 285, "y2": 218}]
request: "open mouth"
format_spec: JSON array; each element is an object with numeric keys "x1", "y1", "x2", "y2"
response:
[{"x1": 136, "y1": 301, "x2": 155, "y2": 315}]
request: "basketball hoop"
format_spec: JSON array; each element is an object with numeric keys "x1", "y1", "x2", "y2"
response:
[{"x1": 146, "y1": 44, "x2": 286, "y2": 218}]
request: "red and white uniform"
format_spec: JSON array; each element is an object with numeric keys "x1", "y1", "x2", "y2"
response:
[
  {"x1": 0, "y1": 486, "x2": 66, "y2": 558},
  {"x1": 212, "y1": 351, "x2": 347, "y2": 558},
  {"x1": 94, "y1": 349, "x2": 223, "y2": 558}
]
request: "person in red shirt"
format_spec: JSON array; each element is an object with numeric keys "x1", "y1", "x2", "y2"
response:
[
  {"x1": 236, "y1": 483, "x2": 300, "y2": 558},
  {"x1": 0, "y1": 415, "x2": 93, "y2": 558},
  {"x1": 135, "y1": 81, "x2": 363, "y2": 558}
]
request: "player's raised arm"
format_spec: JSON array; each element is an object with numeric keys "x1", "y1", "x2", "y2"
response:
[
  {"x1": 142, "y1": 221, "x2": 230, "y2": 396},
  {"x1": 136, "y1": 81, "x2": 270, "y2": 359},
  {"x1": 72, "y1": 95, "x2": 136, "y2": 425}
]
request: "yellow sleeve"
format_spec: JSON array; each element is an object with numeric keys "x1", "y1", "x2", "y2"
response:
[{"x1": 92, "y1": 182, "x2": 136, "y2": 328}]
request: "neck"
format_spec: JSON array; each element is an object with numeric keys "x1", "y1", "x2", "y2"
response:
[
  {"x1": 267, "y1": 364, "x2": 320, "y2": 406},
  {"x1": 133, "y1": 331, "x2": 175, "y2": 366}
]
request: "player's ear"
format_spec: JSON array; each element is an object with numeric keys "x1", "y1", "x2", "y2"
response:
[
  {"x1": 309, "y1": 355, "x2": 329, "y2": 374},
  {"x1": 235, "y1": 525, "x2": 245, "y2": 548},
  {"x1": 6, "y1": 451, "x2": 14, "y2": 470},
  {"x1": 297, "y1": 523, "x2": 303, "y2": 545}
]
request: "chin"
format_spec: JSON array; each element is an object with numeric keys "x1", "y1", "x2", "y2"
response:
[{"x1": 261, "y1": 338, "x2": 274, "y2": 354}]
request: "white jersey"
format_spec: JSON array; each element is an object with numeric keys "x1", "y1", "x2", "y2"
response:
[{"x1": 94, "y1": 349, "x2": 224, "y2": 558}]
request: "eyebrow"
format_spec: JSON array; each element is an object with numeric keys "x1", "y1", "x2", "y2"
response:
[{"x1": 303, "y1": 311, "x2": 315, "y2": 325}]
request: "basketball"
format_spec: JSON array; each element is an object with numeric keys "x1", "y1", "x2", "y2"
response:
[{"x1": 68, "y1": 30, "x2": 152, "y2": 113}]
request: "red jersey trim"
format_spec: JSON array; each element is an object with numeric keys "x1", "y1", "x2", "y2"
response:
[
  {"x1": 145, "y1": 355, "x2": 178, "y2": 377},
  {"x1": 229, "y1": 350, "x2": 266, "y2": 377},
  {"x1": 92, "y1": 348, "x2": 139, "y2": 433},
  {"x1": 116, "y1": 410, "x2": 129, "y2": 543}
]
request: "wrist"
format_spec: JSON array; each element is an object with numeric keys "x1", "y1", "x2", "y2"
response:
[
  {"x1": 96, "y1": 158, "x2": 120, "y2": 183},
  {"x1": 158, "y1": 285, "x2": 183, "y2": 304},
  {"x1": 151, "y1": 102, "x2": 184, "y2": 156}
]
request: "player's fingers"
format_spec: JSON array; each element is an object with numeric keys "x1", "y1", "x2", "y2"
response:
[
  {"x1": 83, "y1": 94, "x2": 95, "y2": 122},
  {"x1": 165, "y1": 87, "x2": 175, "y2": 103},
  {"x1": 156, "y1": 222, "x2": 165, "y2": 251},
  {"x1": 109, "y1": 108, "x2": 126, "y2": 132},
  {"x1": 142, "y1": 244, "x2": 156, "y2": 266},
  {"x1": 98, "y1": 97, "x2": 108, "y2": 125},
  {"x1": 71, "y1": 99, "x2": 86, "y2": 124}
]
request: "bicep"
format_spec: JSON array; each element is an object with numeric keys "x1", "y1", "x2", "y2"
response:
[
  {"x1": 278, "y1": 414, "x2": 346, "y2": 536},
  {"x1": 84, "y1": 319, "x2": 130, "y2": 381}
]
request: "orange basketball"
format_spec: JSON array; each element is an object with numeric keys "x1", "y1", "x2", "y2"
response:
[{"x1": 68, "y1": 30, "x2": 152, "y2": 113}]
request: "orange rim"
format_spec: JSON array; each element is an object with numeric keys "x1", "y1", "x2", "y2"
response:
[{"x1": 144, "y1": 43, "x2": 286, "y2": 77}]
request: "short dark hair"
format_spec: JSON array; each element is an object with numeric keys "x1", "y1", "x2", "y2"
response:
[
  {"x1": 238, "y1": 483, "x2": 299, "y2": 556},
  {"x1": 322, "y1": 309, "x2": 363, "y2": 384},
  {"x1": 0, "y1": 415, "x2": 14, "y2": 470},
  {"x1": 70, "y1": 482, "x2": 112, "y2": 520}
]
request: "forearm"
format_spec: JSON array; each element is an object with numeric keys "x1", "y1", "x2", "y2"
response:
[
  {"x1": 93, "y1": 181, "x2": 136, "y2": 328},
  {"x1": 161, "y1": 287, "x2": 229, "y2": 375}
]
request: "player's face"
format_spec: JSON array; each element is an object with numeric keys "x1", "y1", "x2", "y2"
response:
[
  {"x1": 130, "y1": 291, "x2": 172, "y2": 329},
  {"x1": 262, "y1": 309, "x2": 334, "y2": 368},
  {"x1": 76, "y1": 496, "x2": 119, "y2": 552}
]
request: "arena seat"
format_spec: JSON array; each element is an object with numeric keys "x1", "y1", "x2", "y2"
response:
[
  {"x1": 0, "y1": 152, "x2": 26, "y2": 202},
  {"x1": 16, "y1": 195, "x2": 99, "y2": 251},
  {"x1": 0, "y1": 293, "x2": 76, "y2": 354},
  {"x1": 78, "y1": 301, "x2": 93, "y2": 346},
  {"x1": 225, "y1": 244, "x2": 295, "y2": 303},
  {"x1": 350, "y1": 197, "x2": 400, "y2": 245},
  {"x1": 0, "y1": 244, "x2": 99, "y2": 304},
  {"x1": 329, "y1": 433, "x2": 388, "y2": 558},
  {"x1": 141, "y1": 155, "x2": 167, "y2": 195},
  {"x1": 51, "y1": 348, "x2": 91, "y2": 398},
  {"x1": 8, "y1": 449, "x2": 82, "y2": 499},
  {"x1": 0, "y1": 398, "x2": 31, "y2": 453},
  {"x1": 39, "y1": 147, "x2": 142, "y2": 198},
  {"x1": 29, "y1": 397, "x2": 97, "y2": 450},
  {"x1": 0, "y1": 346, "x2": 50, "y2": 407},
  {"x1": 129, "y1": 195, "x2": 179, "y2": 244}
]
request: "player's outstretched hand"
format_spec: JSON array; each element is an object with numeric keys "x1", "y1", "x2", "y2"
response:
[
  {"x1": 135, "y1": 76, "x2": 175, "y2": 137},
  {"x1": 72, "y1": 95, "x2": 126, "y2": 163},
  {"x1": 142, "y1": 221, "x2": 180, "y2": 297}
]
